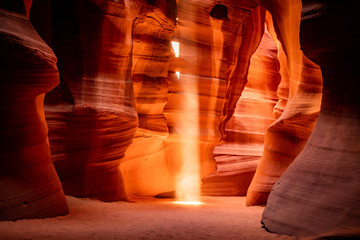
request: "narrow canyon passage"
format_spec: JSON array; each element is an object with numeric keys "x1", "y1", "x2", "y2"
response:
[{"x1": 1, "y1": 0, "x2": 359, "y2": 239}]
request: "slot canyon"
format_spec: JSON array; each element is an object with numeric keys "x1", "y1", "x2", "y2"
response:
[{"x1": 0, "y1": 0, "x2": 359, "y2": 239}]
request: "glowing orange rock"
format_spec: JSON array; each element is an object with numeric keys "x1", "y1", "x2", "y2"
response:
[
  {"x1": 165, "y1": 0, "x2": 263, "y2": 201},
  {"x1": 202, "y1": 7, "x2": 280, "y2": 196},
  {"x1": 262, "y1": 0, "x2": 360, "y2": 237},
  {"x1": 31, "y1": 0, "x2": 137, "y2": 201},
  {"x1": 121, "y1": 0, "x2": 177, "y2": 197},
  {"x1": 0, "y1": 1, "x2": 68, "y2": 220},
  {"x1": 246, "y1": 0, "x2": 323, "y2": 206},
  {"x1": 123, "y1": 0, "x2": 262, "y2": 199}
]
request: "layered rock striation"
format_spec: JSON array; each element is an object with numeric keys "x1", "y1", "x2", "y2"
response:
[
  {"x1": 121, "y1": 0, "x2": 177, "y2": 197},
  {"x1": 0, "y1": 1, "x2": 68, "y2": 220},
  {"x1": 246, "y1": 0, "x2": 323, "y2": 206},
  {"x1": 202, "y1": 19, "x2": 281, "y2": 196},
  {"x1": 166, "y1": 0, "x2": 261, "y2": 198},
  {"x1": 31, "y1": 0, "x2": 138, "y2": 201},
  {"x1": 262, "y1": 0, "x2": 360, "y2": 237}
]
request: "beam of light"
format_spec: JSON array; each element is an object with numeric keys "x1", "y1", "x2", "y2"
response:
[
  {"x1": 173, "y1": 201, "x2": 204, "y2": 206},
  {"x1": 171, "y1": 43, "x2": 202, "y2": 205},
  {"x1": 171, "y1": 41, "x2": 180, "y2": 58}
]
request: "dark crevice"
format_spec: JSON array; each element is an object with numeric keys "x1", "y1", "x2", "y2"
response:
[{"x1": 210, "y1": 4, "x2": 228, "y2": 19}]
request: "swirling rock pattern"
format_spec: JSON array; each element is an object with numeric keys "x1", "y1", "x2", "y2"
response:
[
  {"x1": 0, "y1": 1, "x2": 68, "y2": 220},
  {"x1": 262, "y1": 0, "x2": 360, "y2": 237},
  {"x1": 202, "y1": 13, "x2": 281, "y2": 196},
  {"x1": 165, "y1": 0, "x2": 261, "y2": 198},
  {"x1": 121, "y1": 0, "x2": 177, "y2": 196},
  {"x1": 246, "y1": 0, "x2": 323, "y2": 206},
  {"x1": 31, "y1": 0, "x2": 137, "y2": 201},
  {"x1": 123, "y1": 0, "x2": 261, "y2": 197}
]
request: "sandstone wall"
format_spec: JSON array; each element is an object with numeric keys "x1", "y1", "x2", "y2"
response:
[
  {"x1": 246, "y1": 0, "x2": 323, "y2": 206},
  {"x1": 202, "y1": 12, "x2": 280, "y2": 196},
  {"x1": 0, "y1": 1, "x2": 68, "y2": 220},
  {"x1": 31, "y1": 0, "x2": 137, "y2": 201},
  {"x1": 262, "y1": 0, "x2": 360, "y2": 237}
]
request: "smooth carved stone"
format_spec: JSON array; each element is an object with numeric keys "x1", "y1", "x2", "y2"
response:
[
  {"x1": 202, "y1": 11, "x2": 281, "y2": 196},
  {"x1": 132, "y1": 5, "x2": 175, "y2": 133},
  {"x1": 122, "y1": 0, "x2": 176, "y2": 197},
  {"x1": 165, "y1": 0, "x2": 259, "y2": 197},
  {"x1": 266, "y1": 11, "x2": 289, "y2": 119},
  {"x1": 246, "y1": 0, "x2": 323, "y2": 206},
  {"x1": 219, "y1": 5, "x2": 265, "y2": 139},
  {"x1": 124, "y1": 0, "x2": 260, "y2": 197},
  {"x1": 0, "y1": 5, "x2": 68, "y2": 220},
  {"x1": 262, "y1": 0, "x2": 360, "y2": 238},
  {"x1": 31, "y1": 0, "x2": 137, "y2": 201}
]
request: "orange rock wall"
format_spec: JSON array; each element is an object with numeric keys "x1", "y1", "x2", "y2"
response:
[
  {"x1": 3, "y1": 2, "x2": 358, "y2": 235},
  {"x1": 123, "y1": 0, "x2": 260, "y2": 197},
  {"x1": 202, "y1": 13, "x2": 280, "y2": 196},
  {"x1": 0, "y1": 1, "x2": 68, "y2": 220},
  {"x1": 31, "y1": 0, "x2": 138, "y2": 201},
  {"x1": 262, "y1": 0, "x2": 360, "y2": 237},
  {"x1": 121, "y1": 0, "x2": 177, "y2": 196},
  {"x1": 246, "y1": 0, "x2": 323, "y2": 206}
]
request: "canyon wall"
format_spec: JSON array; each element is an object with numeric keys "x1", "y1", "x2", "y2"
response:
[
  {"x1": 2, "y1": 2, "x2": 358, "y2": 237},
  {"x1": 262, "y1": 0, "x2": 360, "y2": 237},
  {"x1": 246, "y1": 0, "x2": 323, "y2": 206},
  {"x1": 123, "y1": 0, "x2": 263, "y2": 198},
  {"x1": 202, "y1": 14, "x2": 280, "y2": 196},
  {"x1": 31, "y1": 0, "x2": 138, "y2": 201},
  {"x1": 165, "y1": 0, "x2": 260, "y2": 200},
  {"x1": 120, "y1": 0, "x2": 177, "y2": 197},
  {"x1": 0, "y1": 1, "x2": 68, "y2": 220}
]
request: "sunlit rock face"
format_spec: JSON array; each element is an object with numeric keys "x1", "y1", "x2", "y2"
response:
[
  {"x1": 0, "y1": 1, "x2": 68, "y2": 220},
  {"x1": 246, "y1": 0, "x2": 323, "y2": 206},
  {"x1": 123, "y1": 0, "x2": 261, "y2": 198},
  {"x1": 165, "y1": 0, "x2": 260, "y2": 200},
  {"x1": 31, "y1": 0, "x2": 137, "y2": 201},
  {"x1": 202, "y1": 15, "x2": 281, "y2": 196},
  {"x1": 121, "y1": 0, "x2": 177, "y2": 197},
  {"x1": 262, "y1": 0, "x2": 360, "y2": 237}
]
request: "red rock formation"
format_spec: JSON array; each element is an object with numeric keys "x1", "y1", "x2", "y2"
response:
[
  {"x1": 246, "y1": 0, "x2": 323, "y2": 206},
  {"x1": 31, "y1": 0, "x2": 137, "y2": 201},
  {"x1": 121, "y1": 0, "x2": 177, "y2": 196},
  {"x1": 123, "y1": 0, "x2": 262, "y2": 198},
  {"x1": 0, "y1": 1, "x2": 68, "y2": 220},
  {"x1": 202, "y1": 23, "x2": 281, "y2": 196},
  {"x1": 165, "y1": 0, "x2": 261, "y2": 199},
  {"x1": 262, "y1": 0, "x2": 360, "y2": 237}
]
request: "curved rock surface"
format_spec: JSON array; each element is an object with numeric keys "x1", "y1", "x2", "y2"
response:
[
  {"x1": 2, "y1": 2, "x2": 358, "y2": 236},
  {"x1": 121, "y1": 0, "x2": 176, "y2": 196},
  {"x1": 262, "y1": 0, "x2": 360, "y2": 237},
  {"x1": 123, "y1": 0, "x2": 261, "y2": 197},
  {"x1": 31, "y1": 0, "x2": 137, "y2": 201},
  {"x1": 0, "y1": 2, "x2": 68, "y2": 220},
  {"x1": 202, "y1": 18, "x2": 281, "y2": 196},
  {"x1": 246, "y1": 0, "x2": 323, "y2": 206},
  {"x1": 165, "y1": 0, "x2": 260, "y2": 198}
]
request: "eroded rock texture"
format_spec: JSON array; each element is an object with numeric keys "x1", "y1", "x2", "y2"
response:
[
  {"x1": 121, "y1": 0, "x2": 176, "y2": 196},
  {"x1": 262, "y1": 0, "x2": 360, "y2": 237},
  {"x1": 31, "y1": 0, "x2": 137, "y2": 201},
  {"x1": 246, "y1": 0, "x2": 323, "y2": 206},
  {"x1": 202, "y1": 13, "x2": 281, "y2": 196},
  {"x1": 123, "y1": 0, "x2": 262, "y2": 197},
  {"x1": 165, "y1": 0, "x2": 261, "y2": 198},
  {"x1": 0, "y1": 1, "x2": 68, "y2": 220}
]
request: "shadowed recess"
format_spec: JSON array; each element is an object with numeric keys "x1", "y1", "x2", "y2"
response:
[{"x1": 210, "y1": 4, "x2": 228, "y2": 19}]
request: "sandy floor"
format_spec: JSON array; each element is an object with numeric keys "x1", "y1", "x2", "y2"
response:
[{"x1": 0, "y1": 196, "x2": 296, "y2": 240}]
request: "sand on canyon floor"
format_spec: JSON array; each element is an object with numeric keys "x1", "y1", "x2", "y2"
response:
[{"x1": 0, "y1": 196, "x2": 296, "y2": 240}]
